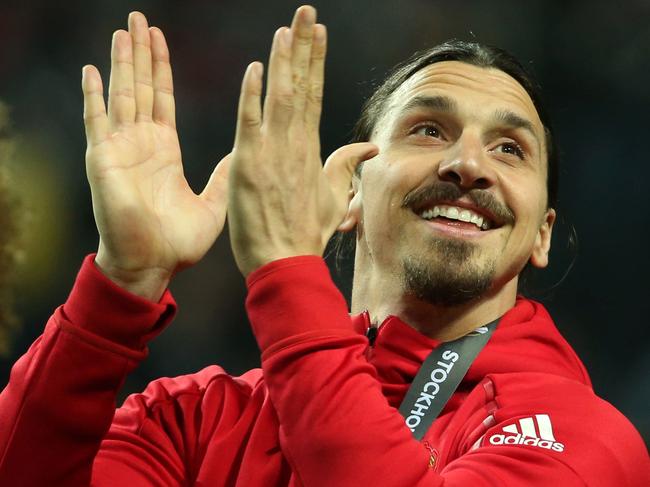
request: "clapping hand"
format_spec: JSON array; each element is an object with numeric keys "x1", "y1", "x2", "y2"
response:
[
  {"x1": 228, "y1": 5, "x2": 378, "y2": 277},
  {"x1": 82, "y1": 12, "x2": 230, "y2": 300}
]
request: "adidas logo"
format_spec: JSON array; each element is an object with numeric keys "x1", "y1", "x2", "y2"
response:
[{"x1": 488, "y1": 414, "x2": 565, "y2": 452}]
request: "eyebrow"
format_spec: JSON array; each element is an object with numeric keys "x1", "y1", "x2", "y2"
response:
[
  {"x1": 491, "y1": 109, "x2": 539, "y2": 145},
  {"x1": 396, "y1": 95, "x2": 541, "y2": 147}
]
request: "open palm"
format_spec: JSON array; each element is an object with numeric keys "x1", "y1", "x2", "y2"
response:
[{"x1": 82, "y1": 12, "x2": 228, "y2": 299}]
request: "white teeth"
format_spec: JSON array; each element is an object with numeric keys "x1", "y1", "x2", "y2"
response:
[{"x1": 419, "y1": 204, "x2": 492, "y2": 230}]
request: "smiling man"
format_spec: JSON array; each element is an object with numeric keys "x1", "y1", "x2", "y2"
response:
[
  {"x1": 0, "y1": 5, "x2": 648, "y2": 487},
  {"x1": 227, "y1": 7, "x2": 648, "y2": 484},
  {"x1": 346, "y1": 59, "x2": 555, "y2": 334}
]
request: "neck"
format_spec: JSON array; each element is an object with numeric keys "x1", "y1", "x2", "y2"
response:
[{"x1": 351, "y1": 261, "x2": 518, "y2": 342}]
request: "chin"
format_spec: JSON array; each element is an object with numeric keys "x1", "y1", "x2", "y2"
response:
[{"x1": 401, "y1": 251, "x2": 497, "y2": 307}]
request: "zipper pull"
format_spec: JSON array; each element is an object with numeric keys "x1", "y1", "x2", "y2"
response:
[{"x1": 366, "y1": 326, "x2": 378, "y2": 346}]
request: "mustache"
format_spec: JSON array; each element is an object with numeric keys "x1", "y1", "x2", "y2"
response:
[{"x1": 402, "y1": 182, "x2": 515, "y2": 225}]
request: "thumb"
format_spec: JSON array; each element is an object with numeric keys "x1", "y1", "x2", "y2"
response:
[
  {"x1": 323, "y1": 142, "x2": 378, "y2": 196},
  {"x1": 199, "y1": 153, "x2": 232, "y2": 222}
]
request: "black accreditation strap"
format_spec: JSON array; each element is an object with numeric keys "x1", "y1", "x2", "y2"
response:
[{"x1": 398, "y1": 319, "x2": 498, "y2": 440}]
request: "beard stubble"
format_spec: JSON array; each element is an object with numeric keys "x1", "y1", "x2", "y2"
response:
[{"x1": 402, "y1": 235, "x2": 496, "y2": 307}]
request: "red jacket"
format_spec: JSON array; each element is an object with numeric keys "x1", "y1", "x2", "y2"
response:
[{"x1": 0, "y1": 255, "x2": 648, "y2": 486}]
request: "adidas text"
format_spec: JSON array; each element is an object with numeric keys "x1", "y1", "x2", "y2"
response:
[{"x1": 489, "y1": 432, "x2": 565, "y2": 452}]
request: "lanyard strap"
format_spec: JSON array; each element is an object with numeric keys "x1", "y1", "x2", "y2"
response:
[{"x1": 398, "y1": 319, "x2": 498, "y2": 440}]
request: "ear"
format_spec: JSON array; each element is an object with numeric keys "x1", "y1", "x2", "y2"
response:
[
  {"x1": 530, "y1": 208, "x2": 556, "y2": 268},
  {"x1": 337, "y1": 177, "x2": 363, "y2": 232}
]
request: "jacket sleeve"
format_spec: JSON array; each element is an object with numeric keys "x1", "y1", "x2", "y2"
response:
[
  {"x1": 245, "y1": 256, "x2": 650, "y2": 487},
  {"x1": 0, "y1": 255, "x2": 176, "y2": 486}
]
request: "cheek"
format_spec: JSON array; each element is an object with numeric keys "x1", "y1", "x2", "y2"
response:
[
  {"x1": 360, "y1": 158, "x2": 422, "y2": 248},
  {"x1": 507, "y1": 189, "x2": 547, "y2": 254},
  {"x1": 504, "y1": 169, "x2": 547, "y2": 222},
  {"x1": 497, "y1": 171, "x2": 544, "y2": 230}
]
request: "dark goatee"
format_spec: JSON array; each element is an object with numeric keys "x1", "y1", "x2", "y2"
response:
[{"x1": 402, "y1": 236, "x2": 496, "y2": 307}]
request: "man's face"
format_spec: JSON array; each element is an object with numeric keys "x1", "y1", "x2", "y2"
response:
[{"x1": 352, "y1": 61, "x2": 555, "y2": 305}]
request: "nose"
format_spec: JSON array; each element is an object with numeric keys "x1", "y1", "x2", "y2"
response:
[{"x1": 437, "y1": 134, "x2": 496, "y2": 190}]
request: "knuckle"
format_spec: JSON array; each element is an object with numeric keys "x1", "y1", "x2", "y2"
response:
[
  {"x1": 154, "y1": 85, "x2": 174, "y2": 96},
  {"x1": 292, "y1": 74, "x2": 309, "y2": 95},
  {"x1": 240, "y1": 114, "x2": 261, "y2": 129},
  {"x1": 268, "y1": 92, "x2": 294, "y2": 110},
  {"x1": 294, "y1": 57, "x2": 310, "y2": 72},
  {"x1": 307, "y1": 85, "x2": 324, "y2": 105},
  {"x1": 83, "y1": 111, "x2": 104, "y2": 122},
  {"x1": 110, "y1": 87, "x2": 135, "y2": 99},
  {"x1": 242, "y1": 83, "x2": 262, "y2": 98},
  {"x1": 312, "y1": 44, "x2": 326, "y2": 59},
  {"x1": 133, "y1": 39, "x2": 151, "y2": 49},
  {"x1": 135, "y1": 111, "x2": 153, "y2": 121},
  {"x1": 114, "y1": 58, "x2": 134, "y2": 68},
  {"x1": 295, "y1": 82, "x2": 308, "y2": 96},
  {"x1": 295, "y1": 32, "x2": 313, "y2": 46},
  {"x1": 135, "y1": 77, "x2": 154, "y2": 89}
]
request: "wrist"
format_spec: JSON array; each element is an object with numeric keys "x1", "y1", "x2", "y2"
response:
[{"x1": 94, "y1": 252, "x2": 172, "y2": 302}]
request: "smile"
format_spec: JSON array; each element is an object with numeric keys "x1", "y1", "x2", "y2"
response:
[{"x1": 418, "y1": 205, "x2": 493, "y2": 231}]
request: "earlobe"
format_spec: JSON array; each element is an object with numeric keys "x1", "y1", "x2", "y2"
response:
[
  {"x1": 530, "y1": 208, "x2": 556, "y2": 268},
  {"x1": 337, "y1": 186, "x2": 363, "y2": 232}
]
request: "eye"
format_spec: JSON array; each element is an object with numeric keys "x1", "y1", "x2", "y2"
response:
[
  {"x1": 494, "y1": 141, "x2": 525, "y2": 160},
  {"x1": 411, "y1": 123, "x2": 443, "y2": 139}
]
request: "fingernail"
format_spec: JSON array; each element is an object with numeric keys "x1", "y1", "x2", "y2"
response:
[
  {"x1": 282, "y1": 27, "x2": 292, "y2": 47},
  {"x1": 298, "y1": 5, "x2": 317, "y2": 22},
  {"x1": 252, "y1": 62, "x2": 263, "y2": 79},
  {"x1": 314, "y1": 24, "x2": 326, "y2": 42}
]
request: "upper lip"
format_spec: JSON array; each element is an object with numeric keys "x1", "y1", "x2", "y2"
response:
[{"x1": 412, "y1": 198, "x2": 503, "y2": 228}]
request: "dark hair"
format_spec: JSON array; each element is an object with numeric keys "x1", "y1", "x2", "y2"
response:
[
  {"x1": 351, "y1": 39, "x2": 558, "y2": 209},
  {"x1": 331, "y1": 40, "x2": 561, "y2": 286},
  {"x1": 0, "y1": 103, "x2": 21, "y2": 357}
]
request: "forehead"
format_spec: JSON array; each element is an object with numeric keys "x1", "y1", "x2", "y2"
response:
[{"x1": 386, "y1": 61, "x2": 544, "y2": 133}]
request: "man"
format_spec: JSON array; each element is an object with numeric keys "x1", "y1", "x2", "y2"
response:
[{"x1": 0, "y1": 5, "x2": 647, "y2": 486}]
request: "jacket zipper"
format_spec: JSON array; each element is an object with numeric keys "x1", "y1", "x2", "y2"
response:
[{"x1": 365, "y1": 325, "x2": 378, "y2": 347}]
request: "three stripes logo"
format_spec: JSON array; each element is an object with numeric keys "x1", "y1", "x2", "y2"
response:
[{"x1": 488, "y1": 414, "x2": 565, "y2": 452}]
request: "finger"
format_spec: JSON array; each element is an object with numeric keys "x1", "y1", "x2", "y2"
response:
[
  {"x1": 262, "y1": 26, "x2": 294, "y2": 131},
  {"x1": 200, "y1": 153, "x2": 232, "y2": 221},
  {"x1": 289, "y1": 5, "x2": 317, "y2": 122},
  {"x1": 234, "y1": 62, "x2": 264, "y2": 148},
  {"x1": 150, "y1": 26, "x2": 176, "y2": 128},
  {"x1": 128, "y1": 12, "x2": 154, "y2": 122},
  {"x1": 82, "y1": 65, "x2": 110, "y2": 146},
  {"x1": 107, "y1": 29, "x2": 136, "y2": 127},
  {"x1": 305, "y1": 23, "x2": 326, "y2": 137},
  {"x1": 323, "y1": 142, "x2": 379, "y2": 197}
]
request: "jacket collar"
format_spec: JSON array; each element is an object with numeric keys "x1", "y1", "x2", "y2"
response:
[{"x1": 350, "y1": 297, "x2": 591, "y2": 408}]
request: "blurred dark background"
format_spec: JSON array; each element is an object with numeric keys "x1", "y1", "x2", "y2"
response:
[{"x1": 0, "y1": 0, "x2": 648, "y2": 444}]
